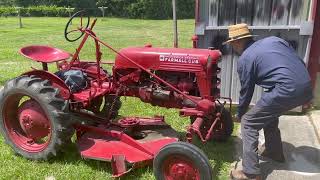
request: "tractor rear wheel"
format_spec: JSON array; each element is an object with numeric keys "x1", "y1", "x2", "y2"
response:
[
  {"x1": 153, "y1": 142, "x2": 213, "y2": 180},
  {"x1": 0, "y1": 75, "x2": 74, "y2": 160}
]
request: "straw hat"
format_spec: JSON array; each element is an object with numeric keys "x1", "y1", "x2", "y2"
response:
[{"x1": 223, "y1": 23, "x2": 256, "y2": 45}]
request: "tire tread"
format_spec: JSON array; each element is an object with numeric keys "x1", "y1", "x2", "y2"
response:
[{"x1": 0, "y1": 76, "x2": 74, "y2": 161}]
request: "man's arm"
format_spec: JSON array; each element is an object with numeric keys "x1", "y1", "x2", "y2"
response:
[{"x1": 237, "y1": 60, "x2": 256, "y2": 120}]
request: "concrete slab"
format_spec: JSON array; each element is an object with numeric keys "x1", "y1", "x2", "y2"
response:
[
  {"x1": 310, "y1": 110, "x2": 320, "y2": 140},
  {"x1": 314, "y1": 73, "x2": 320, "y2": 107},
  {"x1": 233, "y1": 115, "x2": 320, "y2": 180}
]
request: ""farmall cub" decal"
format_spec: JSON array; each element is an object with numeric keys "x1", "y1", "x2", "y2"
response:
[{"x1": 159, "y1": 54, "x2": 200, "y2": 64}]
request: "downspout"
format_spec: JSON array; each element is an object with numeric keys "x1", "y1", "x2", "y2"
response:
[
  {"x1": 172, "y1": 0, "x2": 178, "y2": 48},
  {"x1": 195, "y1": 0, "x2": 200, "y2": 26},
  {"x1": 192, "y1": 0, "x2": 200, "y2": 48},
  {"x1": 308, "y1": 0, "x2": 320, "y2": 91},
  {"x1": 306, "y1": 0, "x2": 320, "y2": 108}
]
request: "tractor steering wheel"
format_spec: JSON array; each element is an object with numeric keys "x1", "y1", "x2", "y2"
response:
[{"x1": 64, "y1": 10, "x2": 90, "y2": 42}]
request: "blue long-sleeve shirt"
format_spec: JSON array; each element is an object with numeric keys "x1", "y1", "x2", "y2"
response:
[{"x1": 237, "y1": 36, "x2": 313, "y2": 118}]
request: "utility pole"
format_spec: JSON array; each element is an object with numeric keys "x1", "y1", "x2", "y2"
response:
[
  {"x1": 172, "y1": 0, "x2": 178, "y2": 48},
  {"x1": 98, "y1": 6, "x2": 108, "y2": 21},
  {"x1": 66, "y1": 7, "x2": 75, "y2": 25},
  {"x1": 16, "y1": 7, "x2": 22, "y2": 28}
]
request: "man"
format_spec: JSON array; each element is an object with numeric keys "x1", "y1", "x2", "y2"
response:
[{"x1": 224, "y1": 24, "x2": 313, "y2": 180}]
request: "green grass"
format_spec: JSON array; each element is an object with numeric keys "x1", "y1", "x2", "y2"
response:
[{"x1": 0, "y1": 17, "x2": 239, "y2": 180}]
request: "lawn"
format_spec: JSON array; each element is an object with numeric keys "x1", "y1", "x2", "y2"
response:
[{"x1": 0, "y1": 17, "x2": 238, "y2": 180}]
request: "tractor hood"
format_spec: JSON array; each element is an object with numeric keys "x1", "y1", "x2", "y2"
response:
[{"x1": 114, "y1": 47, "x2": 221, "y2": 72}]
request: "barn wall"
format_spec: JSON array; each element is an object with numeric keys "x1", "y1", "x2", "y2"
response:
[
  {"x1": 315, "y1": 72, "x2": 320, "y2": 107},
  {"x1": 197, "y1": 0, "x2": 313, "y2": 104}
]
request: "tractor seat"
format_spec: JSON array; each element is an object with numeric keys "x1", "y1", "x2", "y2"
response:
[{"x1": 20, "y1": 45, "x2": 70, "y2": 63}]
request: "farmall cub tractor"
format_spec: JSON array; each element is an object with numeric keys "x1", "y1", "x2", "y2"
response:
[{"x1": 0, "y1": 11, "x2": 233, "y2": 179}]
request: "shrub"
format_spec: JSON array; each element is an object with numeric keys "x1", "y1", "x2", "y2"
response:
[
  {"x1": 144, "y1": 0, "x2": 172, "y2": 19},
  {"x1": 0, "y1": 6, "x2": 70, "y2": 17},
  {"x1": 97, "y1": 0, "x2": 195, "y2": 19},
  {"x1": 0, "y1": 6, "x2": 17, "y2": 16},
  {"x1": 125, "y1": 0, "x2": 194, "y2": 19},
  {"x1": 23, "y1": 6, "x2": 70, "y2": 17},
  {"x1": 0, "y1": 0, "x2": 195, "y2": 19}
]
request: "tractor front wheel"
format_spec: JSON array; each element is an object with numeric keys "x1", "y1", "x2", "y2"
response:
[
  {"x1": 153, "y1": 142, "x2": 212, "y2": 180},
  {"x1": 0, "y1": 76, "x2": 74, "y2": 160},
  {"x1": 211, "y1": 107, "x2": 233, "y2": 141},
  {"x1": 190, "y1": 107, "x2": 233, "y2": 142}
]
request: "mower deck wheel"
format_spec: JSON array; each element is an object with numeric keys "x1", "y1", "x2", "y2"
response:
[{"x1": 153, "y1": 142, "x2": 213, "y2": 180}]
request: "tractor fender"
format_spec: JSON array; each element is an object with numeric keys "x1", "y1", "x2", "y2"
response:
[{"x1": 22, "y1": 70, "x2": 71, "y2": 100}]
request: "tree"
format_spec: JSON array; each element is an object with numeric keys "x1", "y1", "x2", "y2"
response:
[{"x1": 0, "y1": 0, "x2": 15, "y2": 6}]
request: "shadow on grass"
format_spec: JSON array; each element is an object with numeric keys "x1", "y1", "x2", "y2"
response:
[{"x1": 191, "y1": 136, "x2": 236, "y2": 178}]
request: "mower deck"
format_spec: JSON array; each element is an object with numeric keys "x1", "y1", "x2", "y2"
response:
[
  {"x1": 77, "y1": 129, "x2": 178, "y2": 162},
  {"x1": 75, "y1": 116, "x2": 179, "y2": 177}
]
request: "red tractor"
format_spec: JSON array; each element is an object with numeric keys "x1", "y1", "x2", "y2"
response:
[{"x1": 0, "y1": 11, "x2": 233, "y2": 179}]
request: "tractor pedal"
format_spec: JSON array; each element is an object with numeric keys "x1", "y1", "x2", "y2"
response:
[{"x1": 111, "y1": 154, "x2": 129, "y2": 177}]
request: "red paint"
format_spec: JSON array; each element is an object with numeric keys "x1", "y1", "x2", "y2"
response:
[
  {"x1": 70, "y1": 61, "x2": 107, "y2": 78},
  {"x1": 75, "y1": 119, "x2": 178, "y2": 177},
  {"x1": 77, "y1": 133, "x2": 154, "y2": 163},
  {"x1": 162, "y1": 155, "x2": 200, "y2": 180},
  {"x1": 13, "y1": 14, "x2": 232, "y2": 178},
  {"x1": 308, "y1": 0, "x2": 320, "y2": 90},
  {"x1": 20, "y1": 45, "x2": 70, "y2": 63},
  {"x1": 3, "y1": 98, "x2": 52, "y2": 153},
  {"x1": 17, "y1": 17, "x2": 227, "y2": 144},
  {"x1": 71, "y1": 87, "x2": 109, "y2": 103},
  {"x1": 18, "y1": 100, "x2": 51, "y2": 140},
  {"x1": 77, "y1": 130, "x2": 177, "y2": 163},
  {"x1": 111, "y1": 155, "x2": 131, "y2": 177},
  {"x1": 23, "y1": 70, "x2": 71, "y2": 100},
  {"x1": 312, "y1": 0, "x2": 318, "y2": 20},
  {"x1": 117, "y1": 116, "x2": 170, "y2": 130},
  {"x1": 114, "y1": 46, "x2": 221, "y2": 101},
  {"x1": 192, "y1": 35, "x2": 199, "y2": 48},
  {"x1": 87, "y1": 31, "x2": 222, "y2": 109},
  {"x1": 118, "y1": 118, "x2": 140, "y2": 128},
  {"x1": 75, "y1": 124, "x2": 154, "y2": 155},
  {"x1": 114, "y1": 47, "x2": 220, "y2": 70}
]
